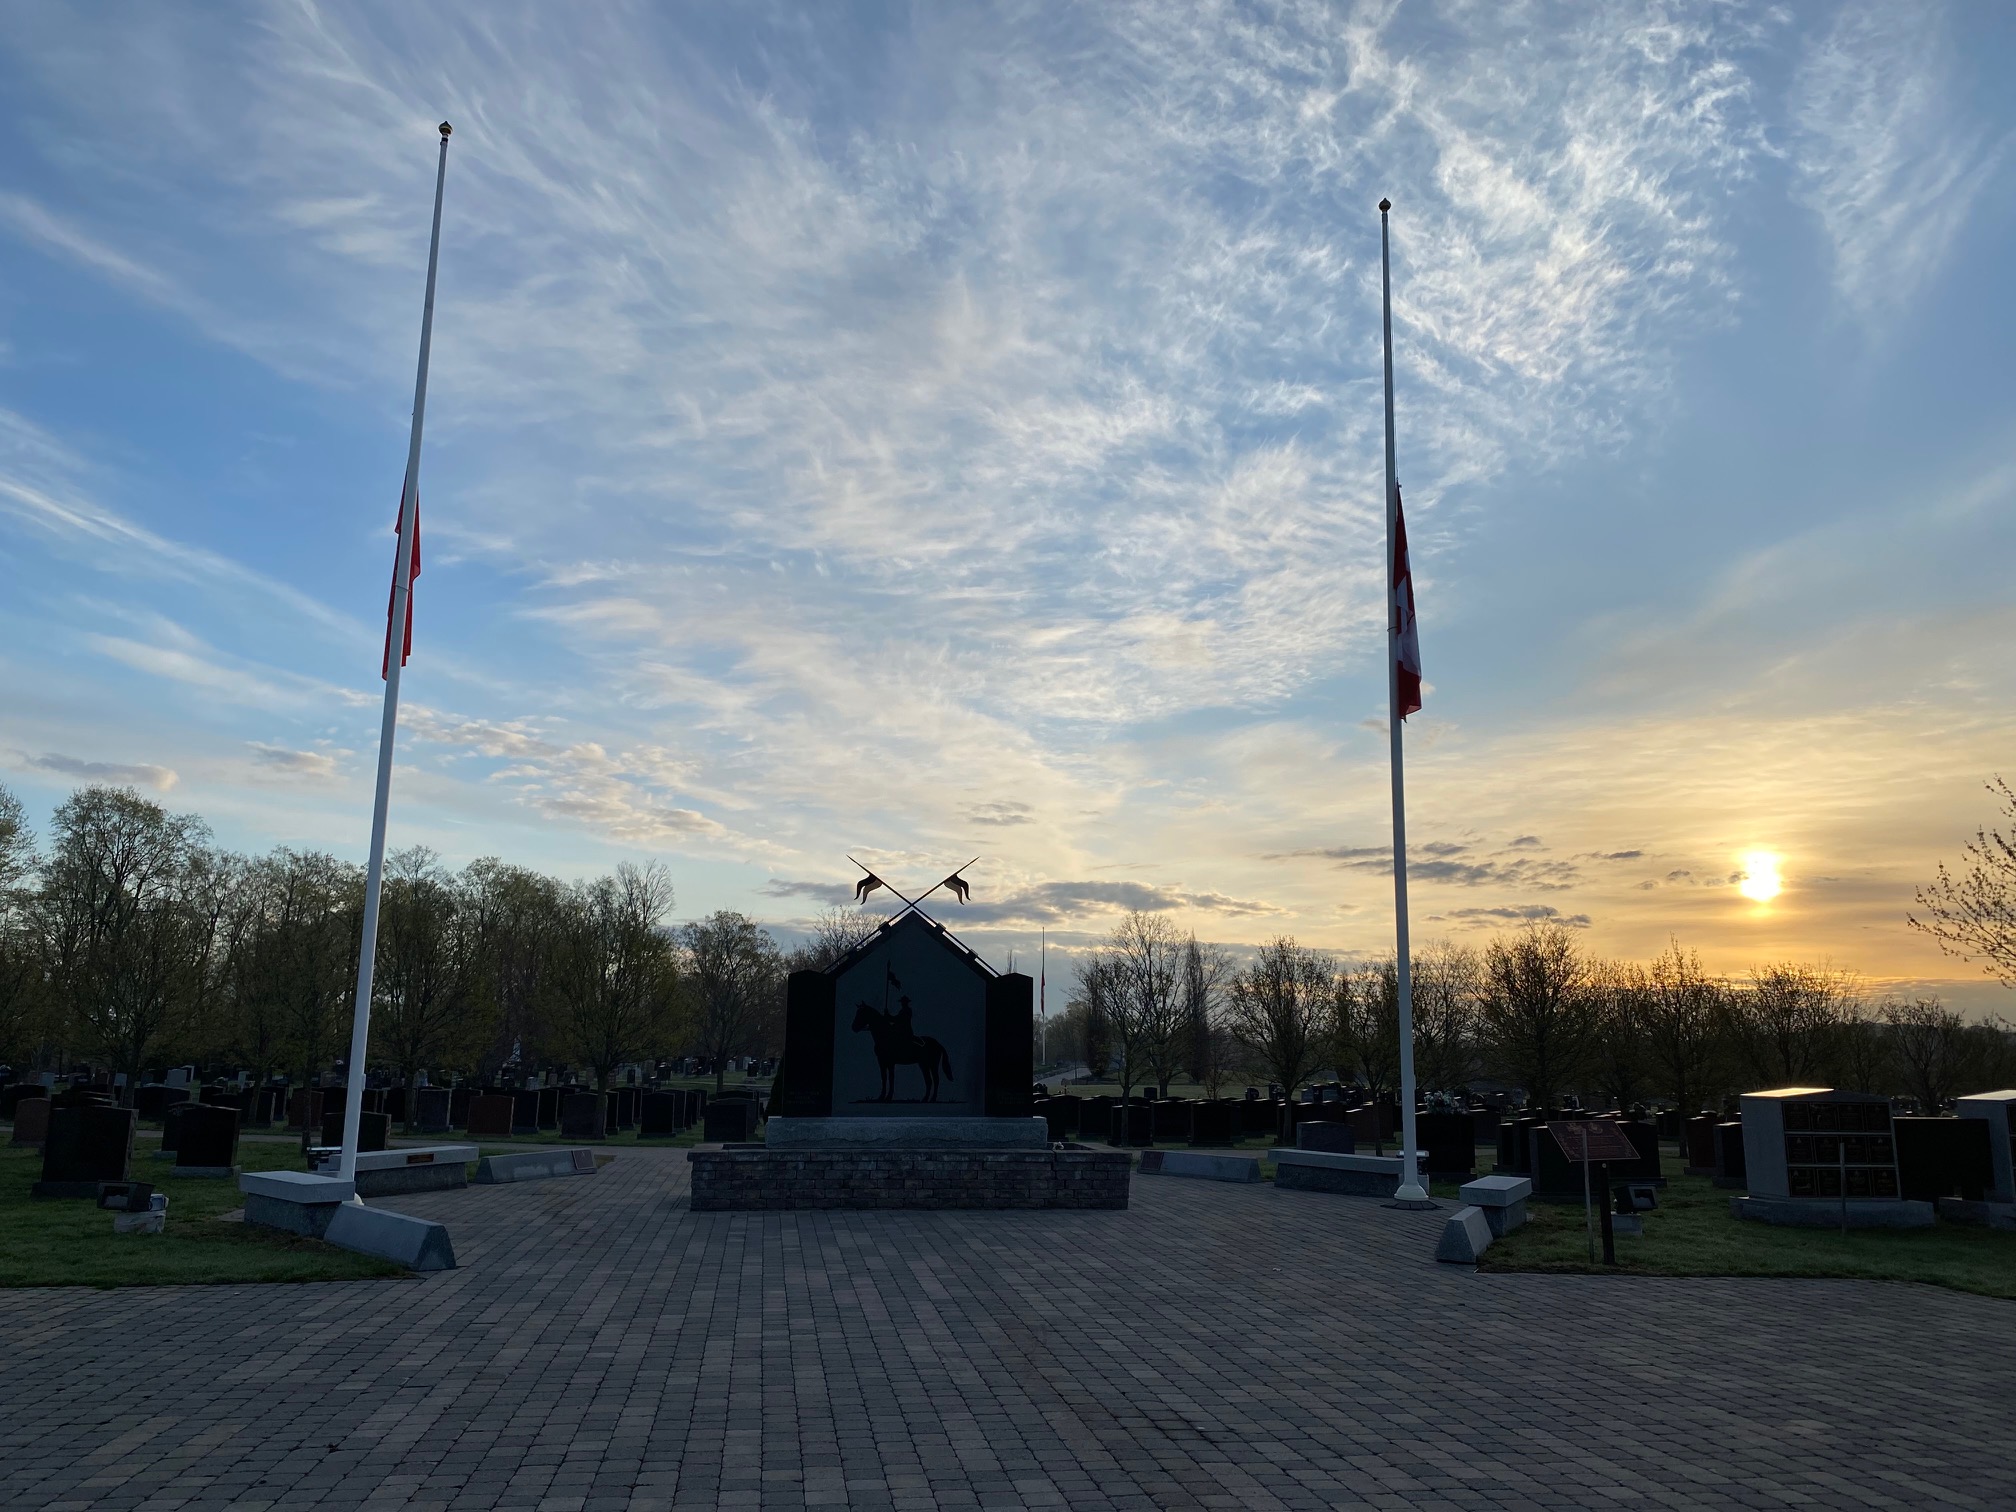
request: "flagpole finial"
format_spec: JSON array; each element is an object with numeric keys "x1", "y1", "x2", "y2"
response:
[
  {"x1": 1378, "y1": 197, "x2": 1391, "y2": 213},
  {"x1": 438, "y1": 121, "x2": 453, "y2": 138}
]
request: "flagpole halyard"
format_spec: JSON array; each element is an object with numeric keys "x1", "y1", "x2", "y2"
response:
[
  {"x1": 1379, "y1": 198, "x2": 1432, "y2": 1209},
  {"x1": 339, "y1": 123, "x2": 452, "y2": 1193}
]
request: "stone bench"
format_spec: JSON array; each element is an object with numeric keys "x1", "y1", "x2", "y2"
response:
[
  {"x1": 1269, "y1": 1148, "x2": 1402, "y2": 1197},
  {"x1": 1459, "y1": 1174, "x2": 1532, "y2": 1237},
  {"x1": 474, "y1": 1148, "x2": 600, "y2": 1184},
  {"x1": 1139, "y1": 1150, "x2": 1261, "y2": 1183}
]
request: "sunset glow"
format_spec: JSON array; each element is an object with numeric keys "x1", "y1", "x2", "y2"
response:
[{"x1": 1739, "y1": 852, "x2": 1784, "y2": 903}]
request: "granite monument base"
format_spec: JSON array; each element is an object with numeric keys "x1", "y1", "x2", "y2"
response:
[
  {"x1": 1730, "y1": 1195, "x2": 1935, "y2": 1229},
  {"x1": 1269, "y1": 1148, "x2": 1402, "y2": 1197},
  {"x1": 688, "y1": 1144, "x2": 1129, "y2": 1210}
]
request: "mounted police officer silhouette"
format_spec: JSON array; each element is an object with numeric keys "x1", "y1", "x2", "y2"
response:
[{"x1": 850, "y1": 965, "x2": 955, "y2": 1102}]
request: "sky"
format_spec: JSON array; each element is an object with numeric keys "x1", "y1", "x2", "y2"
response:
[{"x1": 1, "y1": 1, "x2": 2012, "y2": 1014}]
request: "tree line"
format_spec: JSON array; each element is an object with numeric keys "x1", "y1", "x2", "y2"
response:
[
  {"x1": 1050, "y1": 915, "x2": 2016, "y2": 1114},
  {"x1": 0, "y1": 784, "x2": 877, "y2": 1100}
]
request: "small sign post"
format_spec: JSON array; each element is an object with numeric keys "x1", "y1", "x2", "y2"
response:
[{"x1": 1550, "y1": 1120, "x2": 1638, "y2": 1267}]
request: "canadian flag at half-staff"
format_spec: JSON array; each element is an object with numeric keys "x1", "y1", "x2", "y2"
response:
[
  {"x1": 382, "y1": 483, "x2": 420, "y2": 679},
  {"x1": 1394, "y1": 485, "x2": 1422, "y2": 720}
]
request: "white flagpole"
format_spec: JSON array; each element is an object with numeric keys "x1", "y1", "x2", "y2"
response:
[
  {"x1": 339, "y1": 122, "x2": 453, "y2": 1193},
  {"x1": 1379, "y1": 197, "x2": 1431, "y2": 1208}
]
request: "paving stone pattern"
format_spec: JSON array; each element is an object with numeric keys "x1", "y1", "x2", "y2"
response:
[
  {"x1": 688, "y1": 1148, "x2": 1129, "y2": 1210},
  {"x1": 1, "y1": 1146, "x2": 2011, "y2": 1511}
]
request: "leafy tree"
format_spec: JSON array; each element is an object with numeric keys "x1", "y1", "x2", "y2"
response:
[
  {"x1": 33, "y1": 787, "x2": 218, "y2": 1102},
  {"x1": 0, "y1": 785, "x2": 44, "y2": 1069},
  {"x1": 1476, "y1": 922, "x2": 1595, "y2": 1110},
  {"x1": 550, "y1": 862, "x2": 681, "y2": 1094},
  {"x1": 1910, "y1": 776, "x2": 2016, "y2": 990},
  {"x1": 1224, "y1": 936, "x2": 1333, "y2": 1104},
  {"x1": 371, "y1": 847, "x2": 490, "y2": 1122},
  {"x1": 681, "y1": 910, "x2": 781, "y2": 1090},
  {"x1": 460, "y1": 858, "x2": 564, "y2": 1081}
]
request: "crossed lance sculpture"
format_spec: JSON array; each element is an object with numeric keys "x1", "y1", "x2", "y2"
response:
[{"x1": 844, "y1": 858, "x2": 976, "y2": 1103}]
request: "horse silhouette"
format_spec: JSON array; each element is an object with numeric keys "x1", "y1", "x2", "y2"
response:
[{"x1": 851, "y1": 999, "x2": 954, "y2": 1102}]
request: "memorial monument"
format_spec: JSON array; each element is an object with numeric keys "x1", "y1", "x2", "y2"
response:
[{"x1": 688, "y1": 863, "x2": 1128, "y2": 1210}]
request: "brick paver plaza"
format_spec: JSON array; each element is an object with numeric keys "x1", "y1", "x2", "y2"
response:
[{"x1": 3, "y1": 1146, "x2": 2011, "y2": 1511}]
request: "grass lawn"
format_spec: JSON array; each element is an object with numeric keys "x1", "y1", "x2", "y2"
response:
[
  {"x1": 1479, "y1": 1166, "x2": 2016, "y2": 1300},
  {"x1": 1, "y1": 1134, "x2": 408, "y2": 1290}
]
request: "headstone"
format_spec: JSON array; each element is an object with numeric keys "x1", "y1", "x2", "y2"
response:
[
  {"x1": 466, "y1": 1094, "x2": 515, "y2": 1139},
  {"x1": 34, "y1": 1105, "x2": 136, "y2": 1197},
  {"x1": 1240, "y1": 1098, "x2": 1277, "y2": 1137},
  {"x1": 10, "y1": 1096, "x2": 51, "y2": 1146},
  {"x1": 134, "y1": 1084, "x2": 172, "y2": 1121},
  {"x1": 413, "y1": 1087, "x2": 453, "y2": 1134},
  {"x1": 1894, "y1": 1116, "x2": 1993, "y2": 1202},
  {"x1": 321, "y1": 1107, "x2": 391, "y2": 1152},
  {"x1": 199, "y1": 1085, "x2": 232, "y2": 1107},
  {"x1": 1714, "y1": 1120, "x2": 1747, "y2": 1188},
  {"x1": 1042, "y1": 1095, "x2": 1082, "y2": 1140},
  {"x1": 2, "y1": 1082, "x2": 46, "y2": 1119},
  {"x1": 1080, "y1": 1095, "x2": 1115, "y2": 1141},
  {"x1": 1188, "y1": 1100, "x2": 1234, "y2": 1147},
  {"x1": 512, "y1": 1088, "x2": 541, "y2": 1135},
  {"x1": 360, "y1": 1088, "x2": 386, "y2": 1115},
  {"x1": 288, "y1": 1088, "x2": 322, "y2": 1131},
  {"x1": 536, "y1": 1087, "x2": 560, "y2": 1130},
  {"x1": 161, "y1": 1101, "x2": 194, "y2": 1155},
  {"x1": 561, "y1": 1092, "x2": 607, "y2": 1141},
  {"x1": 1115, "y1": 1103, "x2": 1153, "y2": 1146},
  {"x1": 1297, "y1": 1119, "x2": 1355, "y2": 1154},
  {"x1": 449, "y1": 1085, "x2": 473, "y2": 1129},
  {"x1": 638, "y1": 1091, "x2": 681, "y2": 1138},
  {"x1": 384, "y1": 1086, "x2": 407, "y2": 1123},
  {"x1": 1684, "y1": 1112, "x2": 1718, "y2": 1174},
  {"x1": 1151, "y1": 1098, "x2": 1191, "y2": 1142},
  {"x1": 173, "y1": 1104, "x2": 241, "y2": 1175},
  {"x1": 1417, "y1": 1112, "x2": 1476, "y2": 1179},
  {"x1": 704, "y1": 1098, "x2": 758, "y2": 1142},
  {"x1": 616, "y1": 1087, "x2": 639, "y2": 1130}
]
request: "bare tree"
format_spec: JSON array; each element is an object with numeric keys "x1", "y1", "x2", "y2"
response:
[
  {"x1": 1834, "y1": 997, "x2": 1895, "y2": 1096},
  {"x1": 1336, "y1": 958, "x2": 1400, "y2": 1103},
  {"x1": 1884, "y1": 997, "x2": 1968, "y2": 1113},
  {"x1": 1910, "y1": 776, "x2": 2016, "y2": 989},
  {"x1": 1586, "y1": 959, "x2": 1652, "y2": 1111},
  {"x1": 1409, "y1": 940, "x2": 1481, "y2": 1093},
  {"x1": 1179, "y1": 934, "x2": 1234, "y2": 1095},
  {"x1": 1476, "y1": 922, "x2": 1596, "y2": 1110},
  {"x1": 786, "y1": 906, "x2": 883, "y2": 973},
  {"x1": 1108, "y1": 911, "x2": 1188, "y2": 1099},
  {"x1": 1640, "y1": 938, "x2": 1727, "y2": 1113},
  {"x1": 1224, "y1": 937, "x2": 1333, "y2": 1104},
  {"x1": 681, "y1": 910, "x2": 781, "y2": 1090},
  {"x1": 1728, "y1": 962, "x2": 1856, "y2": 1089}
]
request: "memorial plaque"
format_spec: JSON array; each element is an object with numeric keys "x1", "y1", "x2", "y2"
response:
[{"x1": 1549, "y1": 1120, "x2": 1638, "y2": 1164}]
